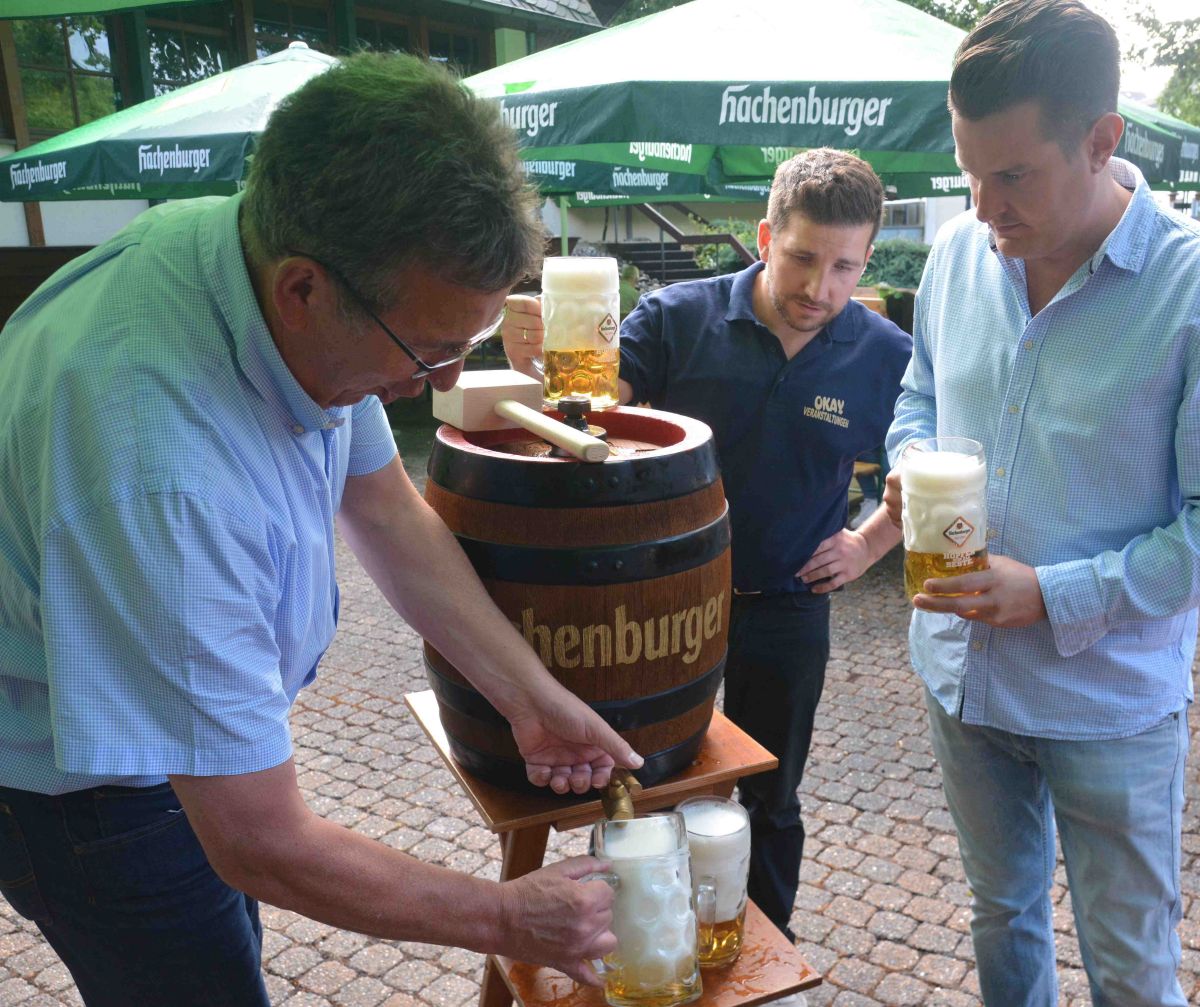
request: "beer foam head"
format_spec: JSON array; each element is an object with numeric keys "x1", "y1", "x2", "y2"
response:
[
  {"x1": 601, "y1": 814, "x2": 680, "y2": 859},
  {"x1": 541, "y1": 255, "x2": 618, "y2": 294},
  {"x1": 902, "y1": 449, "x2": 986, "y2": 496},
  {"x1": 679, "y1": 801, "x2": 746, "y2": 839}
]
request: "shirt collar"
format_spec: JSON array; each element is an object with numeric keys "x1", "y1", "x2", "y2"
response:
[
  {"x1": 724, "y1": 258, "x2": 858, "y2": 342},
  {"x1": 200, "y1": 192, "x2": 347, "y2": 435},
  {"x1": 984, "y1": 156, "x2": 1153, "y2": 277}
]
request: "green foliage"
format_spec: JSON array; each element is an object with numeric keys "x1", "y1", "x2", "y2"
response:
[
  {"x1": 1129, "y1": 13, "x2": 1200, "y2": 126},
  {"x1": 896, "y1": 0, "x2": 999, "y2": 31},
  {"x1": 14, "y1": 17, "x2": 116, "y2": 133},
  {"x1": 861, "y1": 238, "x2": 930, "y2": 290},
  {"x1": 690, "y1": 217, "x2": 759, "y2": 275}
]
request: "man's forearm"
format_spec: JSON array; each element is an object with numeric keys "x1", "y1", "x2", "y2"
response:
[
  {"x1": 235, "y1": 812, "x2": 505, "y2": 947},
  {"x1": 337, "y1": 459, "x2": 553, "y2": 719},
  {"x1": 857, "y1": 506, "x2": 904, "y2": 566}
]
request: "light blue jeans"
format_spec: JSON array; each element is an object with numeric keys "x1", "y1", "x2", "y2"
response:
[{"x1": 925, "y1": 690, "x2": 1189, "y2": 1007}]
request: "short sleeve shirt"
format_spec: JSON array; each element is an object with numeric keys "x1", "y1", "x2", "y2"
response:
[
  {"x1": 620, "y1": 262, "x2": 911, "y2": 593},
  {"x1": 0, "y1": 193, "x2": 398, "y2": 794}
]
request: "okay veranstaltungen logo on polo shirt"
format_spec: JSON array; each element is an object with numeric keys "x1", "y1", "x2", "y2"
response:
[{"x1": 803, "y1": 394, "x2": 850, "y2": 429}]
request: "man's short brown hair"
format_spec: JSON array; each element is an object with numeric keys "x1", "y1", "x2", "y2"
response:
[
  {"x1": 949, "y1": 0, "x2": 1120, "y2": 152},
  {"x1": 766, "y1": 148, "x2": 884, "y2": 242}
]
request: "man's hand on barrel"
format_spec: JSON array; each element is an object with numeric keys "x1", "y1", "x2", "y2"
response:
[
  {"x1": 508, "y1": 681, "x2": 643, "y2": 794},
  {"x1": 497, "y1": 856, "x2": 617, "y2": 985},
  {"x1": 501, "y1": 294, "x2": 544, "y2": 379}
]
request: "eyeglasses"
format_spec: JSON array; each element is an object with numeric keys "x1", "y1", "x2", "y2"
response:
[{"x1": 288, "y1": 251, "x2": 504, "y2": 379}]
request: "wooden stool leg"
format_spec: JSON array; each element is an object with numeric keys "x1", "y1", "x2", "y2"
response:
[{"x1": 480, "y1": 823, "x2": 552, "y2": 1007}]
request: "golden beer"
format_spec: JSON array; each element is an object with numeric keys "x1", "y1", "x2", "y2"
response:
[
  {"x1": 542, "y1": 347, "x2": 620, "y2": 410},
  {"x1": 901, "y1": 438, "x2": 988, "y2": 600},
  {"x1": 678, "y1": 796, "x2": 750, "y2": 969},
  {"x1": 599, "y1": 974, "x2": 702, "y2": 1007},
  {"x1": 904, "y1": 548, "x2": 990, "y2": 600},
  {"x1": 697, "y1": 909, "x2": 747, "y2": 969},
  {"x1": 591, "y1": 814, "x2": 703, "y2": 1007},
  {"x1": 540, "y1": 256, "x2": 621, "y2": 411}
]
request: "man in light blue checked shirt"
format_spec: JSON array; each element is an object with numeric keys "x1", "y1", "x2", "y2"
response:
[
  {"x1": 883, "y1": 2, "x2": 1196, "y2": 1005},
  {"x1": 0, "y1": 54, "x2": 642, "y2": 1006}
]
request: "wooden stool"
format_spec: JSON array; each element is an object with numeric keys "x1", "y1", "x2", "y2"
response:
[{"x1": 404, "y1": 691, "x2": 822, "y2": 1007}]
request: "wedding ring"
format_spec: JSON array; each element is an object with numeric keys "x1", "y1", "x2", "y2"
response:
[{"x1": 522, "y1": 328, "x2": 529, "y2": 343}]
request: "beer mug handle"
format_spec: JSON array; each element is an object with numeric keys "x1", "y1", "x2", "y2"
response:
[
  {"x1": 529, "y1": 294, "x2": 544, "y2": 376},
  {"x1": 581, "y1": 871, "x2": 620, "y2": 978},
  {"x1": 696, "y1": 875, "x2": 717, "y2": 952}
]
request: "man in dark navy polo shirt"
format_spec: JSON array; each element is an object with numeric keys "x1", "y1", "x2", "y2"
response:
[{"x1": 505, "y1": 149, "x2": 910, "y2": 953}]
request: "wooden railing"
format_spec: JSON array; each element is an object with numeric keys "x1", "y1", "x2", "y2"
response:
[{"x1": 634, "y1": 203, "x2": 756, "y2": 267}]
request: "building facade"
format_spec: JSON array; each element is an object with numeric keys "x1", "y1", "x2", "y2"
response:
[{"x1": 0, "y1": 0, "x2": 600, "y2": 247}]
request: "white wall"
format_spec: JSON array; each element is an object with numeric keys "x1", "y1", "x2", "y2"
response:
[{"x1": 924, "y1": 195, "x2": 970, "y2": 245}]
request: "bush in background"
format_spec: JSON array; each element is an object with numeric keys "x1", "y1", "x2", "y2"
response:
[
  {"x1": 692, "y1": 217, "x2": 760, "y2": 274},
  {"x1": 862, "y1": 238, "x2": 930, "y2": 290}
]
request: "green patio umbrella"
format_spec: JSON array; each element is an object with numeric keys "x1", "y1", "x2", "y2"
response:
[
  {"x1": 1120, "y1": 99, "x2": 1200, "y2": 189},
  {"x1": 466, "y1": 0, "x2": 970, "y2": 201},
  {"x1": 468, "y1": 0, "x2": 1189, "y2": 200},
  {"x1": 0, "y1": 41, "x2": 337, "y2": 202}
]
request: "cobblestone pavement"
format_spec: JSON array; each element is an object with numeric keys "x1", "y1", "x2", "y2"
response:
[{"x1": 2, "y1": 447, "x2": 1197, "y2": 1007}]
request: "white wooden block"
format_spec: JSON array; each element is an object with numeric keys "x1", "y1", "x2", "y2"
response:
[{"x1": 431, "y1": 369, "x2": 544, "y2": 431}]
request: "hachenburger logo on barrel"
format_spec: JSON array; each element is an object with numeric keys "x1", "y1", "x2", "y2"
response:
[{"x1": 517, "y1": 593, "x2": 726, "y2": 671}]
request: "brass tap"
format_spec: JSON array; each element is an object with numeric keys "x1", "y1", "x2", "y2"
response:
[{"x1": 600, "y1": 768, "x2": 643, "y2": 820}]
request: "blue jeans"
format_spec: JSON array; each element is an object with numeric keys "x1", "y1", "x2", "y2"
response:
[
  {"x1": 926, "y1": 690, "x2": 1189, "y2": 1007},
  {"x1": 723, "y1": 591, "x2": 831, "y2": 941},
  {"x1": 0, "y1": 782, "x2": 269, "y2": 1007}
]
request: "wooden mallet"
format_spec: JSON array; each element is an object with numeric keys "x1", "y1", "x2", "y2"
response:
[{"x1": 431, "y1": 370, "x2": 610, "y2": 463}]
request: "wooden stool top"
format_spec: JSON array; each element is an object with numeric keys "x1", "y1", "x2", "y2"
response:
[
  {"x1": 495, "y1": 902, "x2": 820, "y2": 1007},
  {"x1": 404, "y1": 691, "x2": 777, "y2": 834}
]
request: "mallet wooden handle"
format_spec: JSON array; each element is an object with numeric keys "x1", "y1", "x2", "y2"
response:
[{"x1": 493, "y1": 399, "x2": 609, "y2": 462}]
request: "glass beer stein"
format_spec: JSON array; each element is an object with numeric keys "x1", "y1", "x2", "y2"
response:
[
  {"x1": 587, "y1": 813, "x2": 703, "y2": 1007},
  {"x1": 538, "y1": 256, "x2": 621, "y2": 410},
  {"x1": 901, "y1": 436, "x2": 989, "y2": 599},
  {"x1": 677, "y1": 796, "x2": 751, "y2": 968}
]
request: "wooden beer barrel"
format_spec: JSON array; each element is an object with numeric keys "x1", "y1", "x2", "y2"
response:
[{"x1": 423, "y1": 405, "x2": 731, "y2": 790}]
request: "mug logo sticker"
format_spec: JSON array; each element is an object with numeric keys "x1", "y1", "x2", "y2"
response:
[
  {"x1": 598, "y1": 313, "x2": 617, "y2": 342},
  {"x1": 943, "y1": 516, "x2": 975, "y2": 547}
]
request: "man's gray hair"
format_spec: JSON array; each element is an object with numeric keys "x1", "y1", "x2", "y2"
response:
[{"x1": 241, "y1": 52, "x2": 544, "y2": 309}]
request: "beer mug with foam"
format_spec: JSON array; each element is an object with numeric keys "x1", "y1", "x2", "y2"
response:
[
  {"x1": 900, "y1": 437, "x2": 989, "y2": 599},
  {"x1": 677, "y1": 796, "x2": 751, "y2": 968},
  {"x1": 586, "y1": 813, "x2": 703, "y2": 1007},
  {"x1": 538, "y1": 256, "x2": 621, "y2": 410}
]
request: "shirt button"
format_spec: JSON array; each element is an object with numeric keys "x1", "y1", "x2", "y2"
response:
[
  {"x1": 971, "y1": 640, "x2": 984, "y2": 651},
  {"x1": 1023, "y1": 339, "x2": 1034, "y2": 351},
  {"x1": 995, "y1": 466, "x2": 1006, "y2": 477},
  {"x1": 1008, "y1": 404, "x2": 1020, "y2": 414},
  {"x1": 291, "y1": 423, "x2": 305, "y2": 435}
]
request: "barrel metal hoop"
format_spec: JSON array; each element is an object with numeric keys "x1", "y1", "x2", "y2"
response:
[
  {"x1": 442, "y1": 720, "x2": 713, "y2": 792},
  {"x1": 426, "y1": 652, "x2": 725, "y2": 732},
  {"x1": 453, "y1": 508, "x2": 730, "y2": 586},
  {"x1": 426, "y1": 439, "x2": 721, "y2": 507}
]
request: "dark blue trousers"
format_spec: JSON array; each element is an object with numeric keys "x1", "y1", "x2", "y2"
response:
[
  {"x1": 723, "y1": 591, "x2": 831, "y2": 942},
  {"x1": 0, "y1": 782, "x2": 269, "y2": 1007}
]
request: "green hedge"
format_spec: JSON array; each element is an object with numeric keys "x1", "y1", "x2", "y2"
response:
[{"x1": 862, "y1": 238, "x2": 930, "y2": 290}]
